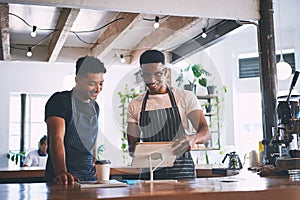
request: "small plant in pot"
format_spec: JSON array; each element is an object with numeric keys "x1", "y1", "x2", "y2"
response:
[
  {"x1": 176, "y1": 64, "x2": 211, "y2": 94},
  {"x1": 207, "y1": 85, "x2": 216, "y2": 95},
  {"x1": 202, "y1": 102, "x2": 212, "y2": 113}
]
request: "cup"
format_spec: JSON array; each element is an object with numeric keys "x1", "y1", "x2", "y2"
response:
[
  {"x1": 95, "y1": 160, "x2": 111, "y2": 181},
  {"x1": 249, "y1": 150, "x2": 259, "y2": 167}
]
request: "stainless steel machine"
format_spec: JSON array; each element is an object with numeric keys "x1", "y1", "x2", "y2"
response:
[{"x1": 265, "y1": 71, "x2": 300, "y2": 169}]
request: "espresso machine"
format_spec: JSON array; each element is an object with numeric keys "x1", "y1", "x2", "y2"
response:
[{"x1": 265, "y1": 71, "x2": 300, "y2": 169}]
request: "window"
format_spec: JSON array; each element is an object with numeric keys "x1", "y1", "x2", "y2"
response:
[
  {"x1": 9, "y1": 93, "x2": 50, "y2": 153},
  {"x1": 239, "y1": 52, "x2": 295, "y2": 78},
  {"x1": 236, "y1": 93, "x2": 263, "y2": 158},
  {"x1": 9, "y1": 92, "x2": 104, "y2": 166}
]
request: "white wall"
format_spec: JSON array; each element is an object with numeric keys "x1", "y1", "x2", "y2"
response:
[{"x1": 0, "y1": 61, "x2": 71, "y2": 167}]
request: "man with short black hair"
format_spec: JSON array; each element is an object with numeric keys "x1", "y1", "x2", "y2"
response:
[
  {"x1": 44, "y1": 56, "x2": 106, "y2": 185},
  {"x1": 127, "y1": 49, "x2": 210, "y2": 180}
]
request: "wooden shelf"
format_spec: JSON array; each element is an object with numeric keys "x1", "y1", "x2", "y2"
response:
[
  {"x1": 197, "y1": 95, "x2": 218, "y2": 99},
  {"x1": 191, "y1": 147, "x2": 220, "y2": 151},
  {"x1": 197, "y1": 95, "x2": 220, "y2": 150}
]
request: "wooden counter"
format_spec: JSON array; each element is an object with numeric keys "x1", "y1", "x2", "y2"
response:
[
  {"x1": 0, "y1": 170, "x2": 299, "y2": 200},
  {"x1": 0, "y1": 165, "x2": 227, "y2": 183},
  {"x1": 0, "y1": 167, "x2": 45, "y2": 183}
]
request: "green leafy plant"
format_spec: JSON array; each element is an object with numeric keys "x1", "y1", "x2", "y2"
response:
[
  {"x1": 176, "y1": 64, "x2": 211, "y2": 87},
  {"x1": 97, "y1": 144, "x2": 105, "y2": 160},
  {"x1": 201, "y1": 102, "x2": 212, "y2": 113},
  {"x1": 118, "y1": 84, "x2": 143, "y2": 165},
  {"x1": 118, "y1": 85, "x2": 143, "y2": 153},
  {"x1": 7, "y1": 150, "x2": 26, "y2": 165}
]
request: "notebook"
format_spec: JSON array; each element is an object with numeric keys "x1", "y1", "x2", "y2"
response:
[{"x1": 75, "y1": 179, "x2": 127, "y2": 189}]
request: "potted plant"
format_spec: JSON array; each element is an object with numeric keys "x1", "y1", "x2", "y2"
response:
[
  {"x1": 176, "y1": 64, "x2": 211, "y2": 94},
  {"x1": 201, "y1": 102, "x2": 212, "y2": 113},
  {"x1": 207, "y1": 85, "x2": 216, "y2": 95},
  {"x1": 7, "y1": 150, "x2": 26, "y2": 165}
]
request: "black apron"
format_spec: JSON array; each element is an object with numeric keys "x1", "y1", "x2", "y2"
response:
[
  {"x1": 66, "y1": 91, "x2": 98, "y2": 181},
  {"x1": 139, "y1": 87, "x2": 195, "y2": 180},
  {"x1": 44, "y1": 91, "x2": 98, "y2": 182}
]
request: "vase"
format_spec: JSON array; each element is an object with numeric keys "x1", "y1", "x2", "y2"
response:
[
  {"x1": 184, "y1": 84, "x2": 196, "y2": 94},
  {"x1": 207, "y1": 85, "x2": 216, "y2": 95}
]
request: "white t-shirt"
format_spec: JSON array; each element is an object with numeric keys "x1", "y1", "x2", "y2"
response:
[
  {"x1": 127, "y1": 87, "x2": 202, "y2": 130},
  {"x1": 24, "y1": 150, "x2": 48, "y2": 168}
]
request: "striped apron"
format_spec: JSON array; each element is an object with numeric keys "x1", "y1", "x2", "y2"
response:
[
  {"x1": 139, "y1": 87, "x2": 195, "y2": 180},
  {"x1": 44, "y1": 91, "x2": 98, "y2": 182},
  {"x1": 65, "y1": 92, "x2": 98, "y2": 181}
]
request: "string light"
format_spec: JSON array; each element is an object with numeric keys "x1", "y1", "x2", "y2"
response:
[
  {"x1": 8, "y1": 12, "x2": 126, "y2": 60},
  {"x1": 201, "y1": 19, "x2": 210, "y2": 39},
  {"x1": 120, "y1": 54, "x2": 126, "y2": 63},
  {"x1": 201, "y1": 28, "x2": 207, "y2": 38},
  {"x1": 154, "y1": 16, "x2": 160, "y2": 28},
  {"x1": 143, "y1": 15, "x2": 169, "y2": 29},
  {"x1": 26, "y1": 47, "x2": 32, "y2": 57},
  {"x1": 70, "y1": 17, "x2": 124, "y2": 45},
  {"x1": 30, "y1": 25, "x2": 37, "y2": 37}
]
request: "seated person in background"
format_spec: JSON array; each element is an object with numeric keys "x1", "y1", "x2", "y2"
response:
[{"x1": 24, "y1": 135, "x2": 48, "y2": 167}]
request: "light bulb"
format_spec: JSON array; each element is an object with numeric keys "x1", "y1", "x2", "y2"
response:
[
  {"x1": 154, "y1": 16, "x2": 159, "y2": 28},
  {"x1": 201, "y1": 28, "x2": 207, "y2": 38},
  {"x1": 31, "y1": 26, "x2": 37, "y2": 37},
  {"x1": 120, "y1": 54, "x2": 126, "y2": 63},
  {"x1": 276, "y1": 61, "x2": 292, "y2": 80},
  {"x1": 27, "y1": 47, "x2": 32, "y2": 57}
]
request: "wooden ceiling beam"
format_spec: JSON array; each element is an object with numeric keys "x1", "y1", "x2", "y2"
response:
[
  {"x1": 89, "y1": 12, "x2": 140, "y2": 59},
  {"x1": 48, "y1": 8, "x2": 80, "y2": 62},
  {"x1": 0, "y1": 3, "x2": 10, "y2": 60},
  {"x1": 128, "y1": 16, "x2": 199, "y2": 64}
]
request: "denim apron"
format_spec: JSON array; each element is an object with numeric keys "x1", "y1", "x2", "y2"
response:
[
  {"x1": 64, "y1": 91, "x2": 98, "y2": 181},
  {"x1": 139, "y1": 87, "x2": 195, "y2": 180}
]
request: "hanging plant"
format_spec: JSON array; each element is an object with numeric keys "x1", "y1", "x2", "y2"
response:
[{"x1": 118, "y1": 85, "x2": 143, "y2": 153}]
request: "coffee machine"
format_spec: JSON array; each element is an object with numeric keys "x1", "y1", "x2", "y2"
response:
[{"x1": 265, "y1": 71, "x2": 300, "y2": 169}]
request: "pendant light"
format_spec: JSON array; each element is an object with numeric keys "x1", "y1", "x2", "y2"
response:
[{"x1": 276, "y1": 0, "x2": 292, "y2": 80}]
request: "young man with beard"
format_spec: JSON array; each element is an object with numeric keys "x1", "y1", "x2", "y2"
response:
[{"x1": 126, "y1": 49, "x2": 210, "y2": 180}]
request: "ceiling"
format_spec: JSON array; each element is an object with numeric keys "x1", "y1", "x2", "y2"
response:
[{"x1": 0, "y1": 1, "x2": 250, "y2": 66}]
